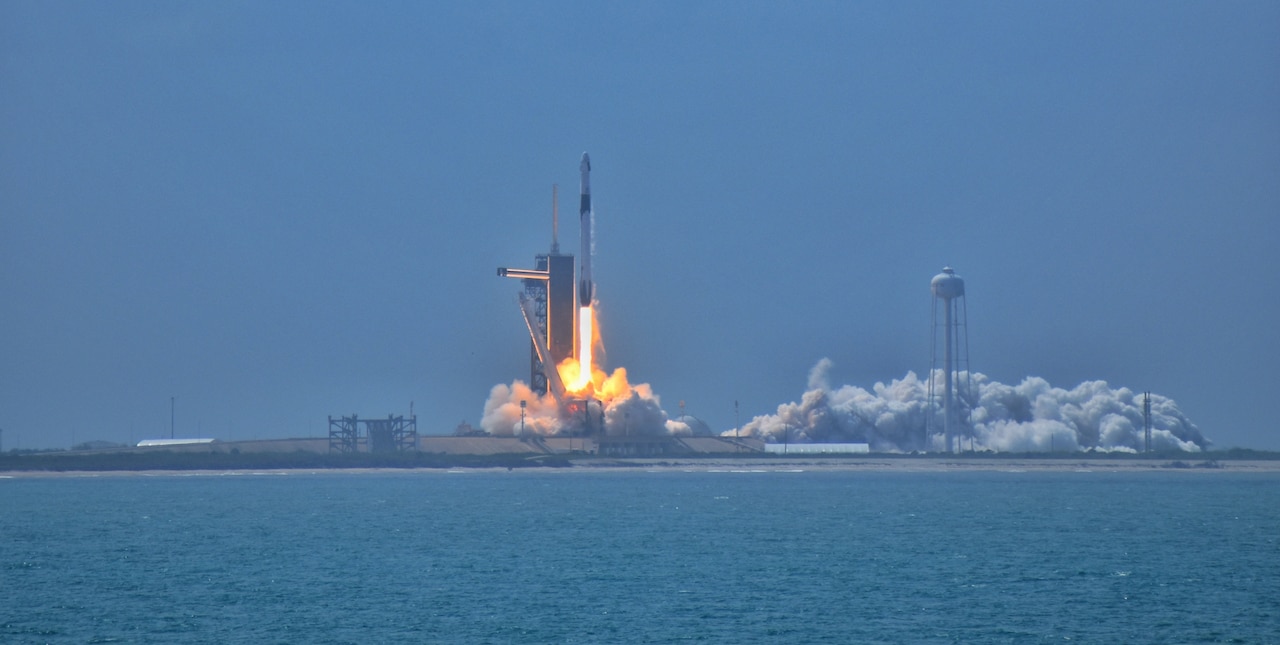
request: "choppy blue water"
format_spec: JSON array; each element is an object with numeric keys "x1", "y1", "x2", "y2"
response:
[{"x1": 2, "y1": 468, "x2": 1277, "y2": 644}]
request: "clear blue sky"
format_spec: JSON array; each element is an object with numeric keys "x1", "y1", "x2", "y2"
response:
[{"x1": 2, "y1": 1, "x2": 1277, "y2": 450}]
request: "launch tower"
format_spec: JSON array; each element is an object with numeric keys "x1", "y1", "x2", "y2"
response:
[{"x1": 498, "y1": 187, "x2": 576, "y2": 398}]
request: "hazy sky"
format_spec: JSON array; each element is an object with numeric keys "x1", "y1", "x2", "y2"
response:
[{"x1": 3, "y1": 1, "x2": 1277, "y2": 450}]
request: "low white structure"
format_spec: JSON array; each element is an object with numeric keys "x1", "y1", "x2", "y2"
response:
[
  {"x1": 136, "y1": 438, "x2": 217, "y2": 447},
  {"x1": 764, "y1": 443, "x2": 869, "y2": 454}
]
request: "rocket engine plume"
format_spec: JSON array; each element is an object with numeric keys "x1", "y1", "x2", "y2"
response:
[{"x1": 564, "y1": 306, "x2": 595, "y2": 392}]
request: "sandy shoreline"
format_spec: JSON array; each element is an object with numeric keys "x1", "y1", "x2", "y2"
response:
[{"x1": 2, "y1": 457, "x2": 1278, "y2": 478}]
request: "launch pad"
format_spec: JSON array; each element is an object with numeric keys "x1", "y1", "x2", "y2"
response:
[
  {"x1": 491, "y1": 153, "x2": 682, "y2": 443},
  {"x1": 497, "y1": 153, "x2": 594, "y2": 403}
]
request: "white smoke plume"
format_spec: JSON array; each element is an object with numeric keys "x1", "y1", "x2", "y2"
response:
[
  {"x1": 727, "y1": 358, "x2": 1208, "y2": 453},
  {"x1": 480, "y1": 369, "x2": 690, "y2": 438}
]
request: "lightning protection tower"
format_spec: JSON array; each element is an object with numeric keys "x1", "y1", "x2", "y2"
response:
[
  {"x1": 927, "y1": 267, "x2": 972, "y2": 453},
  {"x1": 1143, "y1": 391, "x2": 1152, "y2": 453}
]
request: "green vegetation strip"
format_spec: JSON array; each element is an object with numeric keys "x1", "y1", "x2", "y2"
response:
[
  {"x1": 1, "y1": 447, "x2": 1275, "y2": 473},
  {"x1": 0, "y1": 450, "x2": 571, "y2": 472}
]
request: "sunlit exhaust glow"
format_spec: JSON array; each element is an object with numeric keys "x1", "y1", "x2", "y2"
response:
[
  {"x1": 483, "y1": 304, "x2": 695, "y2": 438},
  {"x1": 563, "y1": 306, "x2": 595, "y2": 393}
]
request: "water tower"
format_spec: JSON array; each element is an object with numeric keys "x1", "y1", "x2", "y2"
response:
[{"x1": 928, "y1": 267, "x2": 971, "y2": 453}]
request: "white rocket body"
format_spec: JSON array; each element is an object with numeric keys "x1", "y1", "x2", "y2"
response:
[{"x1": 578, "y1": 152, "x2": 592, "y2": 306}]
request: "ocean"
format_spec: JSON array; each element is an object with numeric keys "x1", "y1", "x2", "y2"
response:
[{"x1": 2, "y1": 468, "x2": 1277, "y2": 644}]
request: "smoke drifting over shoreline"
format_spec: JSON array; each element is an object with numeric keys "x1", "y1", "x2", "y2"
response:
[
  {"x1": 481, "y1": 358, "x2": 1207, "y2": 452},
  {"x1": 729, "y1": 359, "x2": 1208, "y2": 453}
]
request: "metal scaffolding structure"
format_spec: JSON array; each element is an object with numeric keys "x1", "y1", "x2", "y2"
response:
[
  {"x1": 327, "y1": 414, "x2": 418, "y2": 453},
  {"x1": 526, "y1": 257, "x2": 551, "y2": 395},
  {"x1": 499, "y1": 252, "x2": 576, "y2": 398},
  {"x1": 498, "y1": 182, "x2": 578, "y2": 398}
]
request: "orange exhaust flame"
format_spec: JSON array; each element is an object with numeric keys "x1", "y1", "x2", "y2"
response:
[
  {"x1": 476, "y1": 303, "x2": 676, "y2": 439},
  {"x1": 557, "y1": 305, "x2": 633, "y2": 404}
]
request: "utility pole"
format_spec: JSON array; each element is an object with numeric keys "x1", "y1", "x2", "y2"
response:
[
  {"x1": 1143, "y1": 392, "x2": 1152, "y2": 453},
  {"x1": 170, "y1": 396, "x2": 176, "y2": 439}
]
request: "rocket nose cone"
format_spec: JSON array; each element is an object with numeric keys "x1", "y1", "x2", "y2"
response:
[{"x1": 580, "y1": 152, "x2": 590, "y2": 172}]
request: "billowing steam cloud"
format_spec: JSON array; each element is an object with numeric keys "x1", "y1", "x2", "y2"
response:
[
  {"x1": 481, "y1": 368, "x2": 698, "y2": 438},
  {"x1": 729, "y1": 359, "x2": 1208, "y2": 452},
  {"x1": 481, "y1": 358, "x2": 1207, "y2": 452}
]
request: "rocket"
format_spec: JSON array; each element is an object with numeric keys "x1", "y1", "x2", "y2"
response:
[{"x1": 578, "y1": 152, "x2": 593, "y2": 306}]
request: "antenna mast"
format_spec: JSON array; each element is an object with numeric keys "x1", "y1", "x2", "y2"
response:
[{"x1": 550, "y1": 183, "x2": 559, "y2": 253}]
